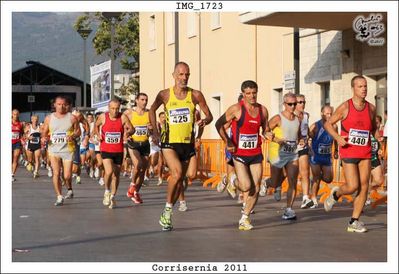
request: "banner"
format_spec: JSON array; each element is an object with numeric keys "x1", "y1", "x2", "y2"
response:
[{"x1": 90, "y1": 60, "x2": 111, "y2": 108}]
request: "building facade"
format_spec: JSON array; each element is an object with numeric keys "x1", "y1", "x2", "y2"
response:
[{"x1": 140, "y1": 12, "x2": 388, "y2": 139}]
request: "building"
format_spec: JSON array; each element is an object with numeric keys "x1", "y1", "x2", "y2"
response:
[
  {"x1": 12, "y1": 61, "x2": 90, "y2": 122},
  {"x1": 139, "y1": 12, "x2": 388, "y2": 138}
]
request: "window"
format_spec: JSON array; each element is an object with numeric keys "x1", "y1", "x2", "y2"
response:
[
  {"x1": 149, "y1": 14, "x2": 156, "y2": 51},
  {"x1": 210, "y1": 13, "x2": 221, "y2": 30},
  {"x1": 166, "y1": 12, "x2": 175, "y2": 45},
  {"x1": 321, "y1": 82, "x2": 330, "y2": 106},
  {"x1": 187, "y1": 13, "x2": 197, "y2": 38}
]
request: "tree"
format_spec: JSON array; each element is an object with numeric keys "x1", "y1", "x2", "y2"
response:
[{"x1": 73, "y1": 12, "x2": 139, "y2": 94}]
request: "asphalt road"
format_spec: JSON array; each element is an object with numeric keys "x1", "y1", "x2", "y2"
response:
[{"x1": 11, "y1": 166, "x2": 387, "y2": 264}]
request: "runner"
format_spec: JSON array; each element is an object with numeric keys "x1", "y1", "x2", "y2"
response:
[
  {"x1": 12, "y1": 109, "x2": 25, "y2": 182},
  {"x1": 267, "y1": 93, "x2": 304, "y2": 220},
  {"x1": 71, "y1": 109, "x2": 90, "y2": 185},
  {"x1": 94, "y1": 99, "x2": 134, "y2": 209},
  {"x1": 149, "y1": 61, "x2": 213, "y2": 231},
  {"x1": 365, "y1": 134, "x2": 385, "y2": 206},
  {"x1": 124, "y1": 93, "x2": 152, "y2": 204},
  {"x1": 308, "y1": 105, "x2": 338, "y2": 208},
  {"x1": 155, "y1": 112, "x2": 167, "y2": 186},
  {"x1": 41, "y1": 96, "x2": 81, "y2": 206},
  {"x1": 294, "y1": 94, "x2": 313, "y2": 209},
  {"x1": 323, "y1": 75, "x2": 378, "y2": 233},
  {"x1": 24, "y1": 114, "x2": 42, "y2": 178},
  {"x1": 215, "y1": 80, "x2": 272, "y2": 230}
]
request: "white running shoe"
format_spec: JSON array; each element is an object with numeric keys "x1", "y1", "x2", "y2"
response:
[
  {"x1": 157, "y1": 177, "x2": 163, "y2": 186},
  {"x1": 65, "y1": 190, "x2": 74, "y2": 199},
  {"x1": 94, "y1": 167, "x2": 100, "y2": 179},
  {"x1": 54, "y1": 195, "x2": 64, "y2": 206},
  {"x1": 89, "y1": 168, "x2": 94, "y2": 178},
  {"x1": 259, "y1": 179, "x2": 267, "y2": 197},
  {"x1": 47, "y1": 167, "x2": 53, "y2": 178},
  {"x1": 178, "y1": 201, "x2": 188, "y2": 212},
  {"x1": 282, "y1": 208, "x2": 297, "y2": 220},
  {"x1": 98, "y1": 178, "x2": 105, "y2": 186}
]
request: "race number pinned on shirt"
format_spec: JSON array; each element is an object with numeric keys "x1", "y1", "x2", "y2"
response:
[
  {"x1": 12, "y1": 132, "x2": 20, "y2": 140},
  {"x1": 318, "y1": 143, "x2": 331, "y2": 154},
  {"x1": 134, "y1": 126, "x2": 148, "y2": 136},
  {"x1": 348, "y1": 129, "x2": 369, "y2": 146},
  {"x1": 105, "y1": 132, "x2": 121, "y2": 144},
  {"x1": 30, "y1": 137, "x2": 40, "y2": 144},
  {"x1": 371, "y1": 140, "x2": 379, "y2": 153},
  {"x1": 238, "y1": 134, "x2": 258, "y2": 149},
  {"x1": 51, "y1": 132, "x2": 67, "y2": 144},
  {"x1": 169, "y1": 108, "x2": 191, "y2": 124},
  {"x1": 282, "y1": 141, "x2": 297, "y2": 153}
]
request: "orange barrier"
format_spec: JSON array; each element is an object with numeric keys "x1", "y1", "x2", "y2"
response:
[{"x1": 197, "y1": 139, "x2": 387, "y2": 206}]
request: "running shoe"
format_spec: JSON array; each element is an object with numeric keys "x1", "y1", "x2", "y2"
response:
[
  {"x1": 94, "y1": 167, "x2": 100, "y2": 179},
  {"x1": 178, "y1": 201, "x2": 188, "y2": 212},
  {"x1": 26, "y1": 163, "x2": 33, "y2": 172},
  {"x1": 12, "y1": 175, "x2": 16, "y2": 182},
  {"x1": 103, "y1": 192, "x2": 111, "y2": 206},
  {"x1": 159, "y1": 207, "x2": 173, "y2": 231},
  {"x1": 157, "y1": 177, "x2": 163, "y2": 186},
  {"x1": 65, "y1": 190, "x2": 74, "y2": 199},
  {"x1": 347, "y1": 220, "x2": 367, "y2": 233},
  {"x1": 54, "y1": 195, "x2": 64, "y2": 206},
  {"x1": 217, "y1": 175, "x2": 228, "y2": 193},
  {"x1": 226, "y1": 180, "x2": 237, "y2": 199},
  {"x1": 47, "y1": 167, "x2": 53, "y2": 178},
  {"x1": 109, "y1": 195, "x2": 116, "y2": 209},
  {"x1": 98, "y1": 178, "x2": 104, "y2": 186},
  {"x1": 126, "y1": 185, "x2": 136, "y2": 198},
  {"x1": 89, "y1": 168, "x2": 94, "y2": 178},
  {"x1": 310, "y1": 198, "x2": 319, "y2": 209},
  {"x1": 324, "y1": 186, "x2": 339, "y2": 212},
  {"x1": 301, "y1": 197, "x2": 314, "y2": 209},
  {"x1": 274, "y1": 186, "x2": 282, "y2": 201},
  {"x1": 259, "y1": 179, "x2": 267, "y2": 197},
  {"x1": 239, "y1": 218, "x2": 253, "y2": 231},
  {"x1": 282, "y1": 208, "x2": 297, "y2": 220},
  {"x1": 75, "y1": 176, "x2": 81, "y2": 184},
  {"x1": 33, "y1": 171, "x2": 39, "y2": 179},
  {"x1": 131, "y1": 192, "x2": 143, "y2": 204}
]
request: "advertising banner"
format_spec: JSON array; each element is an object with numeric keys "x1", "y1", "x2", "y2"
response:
[{"x1": 90, "y1": 60, "x2": 111, "y2": 108}]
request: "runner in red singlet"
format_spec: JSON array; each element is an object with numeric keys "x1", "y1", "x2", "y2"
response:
[
  {"x1": 12, "y1": 109, "x2": 25, "y2": 182},
  {"x1": 215, "y1": 80, "x2": 272, "y2": 231},
  {"x1": 94, "y1": 99, "x2": 135, "y2": 209},
  {"x1": 324, "y1": 75, "x2": 378, "y2": 233}
]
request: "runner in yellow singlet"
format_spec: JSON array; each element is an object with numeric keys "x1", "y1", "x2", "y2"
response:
[
  {"x1": 149, "y1": 62, "x2": 213, "y2": 231},
  {"x1": 124, "y1": 93, "x2": 152, "y2": 204}
]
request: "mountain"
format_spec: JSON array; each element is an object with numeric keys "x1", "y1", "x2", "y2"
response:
[{"x1": 12, "y1": 12, "x2": 130, "y2": 80}]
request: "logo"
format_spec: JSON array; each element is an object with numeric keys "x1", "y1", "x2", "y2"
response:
[
  {"x1": 239, "y1": 134, "x2": 257, "y2": 142},
  {"x1": 349, "y1": 129, "x2": 369, "y2": 138},
  {"x1": 169, "y1": 108, "x2": 190, "y2": 116},
  {"x1": 353, "y1": 13, "x2": 385, "y2": 46}
]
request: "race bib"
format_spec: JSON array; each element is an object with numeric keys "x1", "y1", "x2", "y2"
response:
[
  {"x1": 51, "y1": 132, "x2": 67, "y2": 144},
  {"x1": 30, "y1": 136, "x2": 40, "y2": 144},
  {"x1": 169, "y1": 108, "x2": 191, "y2": 124},
  {"x1": 317, "y1": 143, "x2": 331, "y2": 155},
  {"x1": 134, "y1": 126, "x2": 148, "y2": 136},
  {"x1": 371, "y1": 141, "x2": 379, "y2": 153},
  {"x1": 348, "y1": 128, "x2": 369, "y2": 146},
  {"x1": 238, "y1": 134, "x2": 258, "y2": 149},
  {"x1": 282, "y1": 141, "x2": 297, "y2": 153},
  {"x1": 105, "y1": 132, "x2": 121, "y2": 144},
  {"x1": 12, "y1": 132, "x2": 20, "y2": 140}
]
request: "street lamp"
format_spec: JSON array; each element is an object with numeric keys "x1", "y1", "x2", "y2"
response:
[
  {"x1": 77, "y1": 28, "x2": 92, "y2": 107},
  {"x1": 102, "y1": 12, "x2": 122, "y2": 101}
]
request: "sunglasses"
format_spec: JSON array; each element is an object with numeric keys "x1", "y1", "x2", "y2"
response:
[
  {"x1": 297, "y1": 101, "x2": 306, "y2": 104},
  {"x1": 285, "y1": 102, "x2": 297, "y2": 107}
]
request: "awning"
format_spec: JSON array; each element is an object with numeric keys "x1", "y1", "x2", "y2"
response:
[{"x1": 240, "y1": 12, "x2": 387, "y2": 31}]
